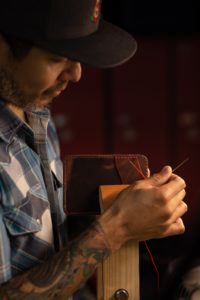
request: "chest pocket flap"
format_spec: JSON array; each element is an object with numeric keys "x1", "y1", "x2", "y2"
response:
[{"x1": 3, "y1": 207, "x2": 41, "y2": 236}]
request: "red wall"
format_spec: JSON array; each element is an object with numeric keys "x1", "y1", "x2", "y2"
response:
[
  {"x1": 51, "y1": 35, "x2": 200, "y2": 298},
  {"x1": 52, "y1": 35, "x2": 200, "y2": 219}
]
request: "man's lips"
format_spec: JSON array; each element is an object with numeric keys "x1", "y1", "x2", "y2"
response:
[
  {"x1": 54, "y1": 83, "x2": 68, "y2": 93},
  {"x1": 44, "y1": 82, "x2": 68, "y2": 96}
]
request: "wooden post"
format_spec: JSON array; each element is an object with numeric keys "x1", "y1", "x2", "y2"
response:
[{"x1": 97, "y1": 185, "x2": 140, "y2": 300}]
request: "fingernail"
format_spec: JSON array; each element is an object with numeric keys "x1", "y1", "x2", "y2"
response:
[{"x1": 161, "y1": 165, "x2": 172, "y2": 175}]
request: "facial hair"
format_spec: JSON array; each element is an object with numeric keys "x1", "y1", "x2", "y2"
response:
[{"x1": 0, "y1": 66, "x2": 62, "y2": 111}]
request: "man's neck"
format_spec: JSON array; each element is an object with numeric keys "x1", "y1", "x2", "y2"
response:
[{"x1": 7, "y1": 103, "x2": 28, "y2": 123}]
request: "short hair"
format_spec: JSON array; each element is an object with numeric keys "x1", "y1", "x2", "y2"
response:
[{"x1": 1, "y1": 32, "x2": 33, "y2": 60}]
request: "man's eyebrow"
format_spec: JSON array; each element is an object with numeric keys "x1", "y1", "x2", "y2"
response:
[{"x1": 49, "y1": 53, "x2": 68, "y2": 61}]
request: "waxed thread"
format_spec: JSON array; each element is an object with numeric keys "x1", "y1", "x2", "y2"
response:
[{"x1": 128, "y1": 158, "x2": 160, "y2": 293}]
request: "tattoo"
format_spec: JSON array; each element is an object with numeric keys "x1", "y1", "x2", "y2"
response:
[{"x1": 0, "y1": 222, "x2": 111, "y2": 299}]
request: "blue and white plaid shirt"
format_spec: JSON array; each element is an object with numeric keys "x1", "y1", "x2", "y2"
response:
[{"x1": 0, "y1": 100, "x2": 67, "y2": 284}]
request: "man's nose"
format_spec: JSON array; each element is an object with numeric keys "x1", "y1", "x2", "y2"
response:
[{"x1": 58, "y1": 61, "x2": 82, "y2": 83}]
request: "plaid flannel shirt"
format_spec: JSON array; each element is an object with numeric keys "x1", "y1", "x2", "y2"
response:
[{"x1": 0, "y1": 100, "x2": 67, "y2": 284}]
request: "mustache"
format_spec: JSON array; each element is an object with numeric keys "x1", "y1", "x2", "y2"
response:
[{"x1": 43, "y1": 81, "x2": 68, "y2": 95}]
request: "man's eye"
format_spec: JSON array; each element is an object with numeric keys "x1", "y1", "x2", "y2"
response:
[
  {"x1": 51, "y1": 58, "x2": 63, "y2": 63},
  {"x1": 50, "y1": 56, "x2": 68, "y2": 64}
]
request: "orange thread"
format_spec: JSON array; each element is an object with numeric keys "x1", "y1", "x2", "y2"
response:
[
  {"x1": 128, "y1": 159, "x2": 146, "y2": 179},
  {"x1": 128, "y1": 158, "x2": 160, "y2": 292},
  {"x1": 144, "y1": 241, "x2": 160, "y2": 290}
]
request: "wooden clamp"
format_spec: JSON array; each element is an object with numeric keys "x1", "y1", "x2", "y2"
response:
[{"x1": 97, "y1": 185, "x2": 140, "y2": 300}]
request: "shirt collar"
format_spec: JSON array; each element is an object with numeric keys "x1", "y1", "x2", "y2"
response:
[{"x1": 0, "y1": 100, "x2": 51, "y2": 144}]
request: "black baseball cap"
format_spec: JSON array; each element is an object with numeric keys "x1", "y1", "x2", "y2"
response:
[{"x1": 0, "y1": 0, "x2": 137, "y2": 68}]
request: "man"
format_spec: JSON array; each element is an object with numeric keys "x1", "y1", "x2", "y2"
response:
[{"x1": 0, "y1": 0, "x2": 187, "y2": 299}]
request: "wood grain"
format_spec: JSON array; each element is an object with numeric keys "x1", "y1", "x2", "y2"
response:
[{"x1": 98, "y1": 185, "x2": 140, "y2": 300}]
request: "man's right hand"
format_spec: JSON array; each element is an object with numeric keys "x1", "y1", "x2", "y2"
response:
[
  {"x1": 0, "y1": 166, "x2": 187, "y2": 300},
  {"x1": 99, "y1": 166, "x2": 187, "y2": 251}
]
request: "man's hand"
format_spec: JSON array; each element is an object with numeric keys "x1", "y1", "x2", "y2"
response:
[
  {"x1": 0, "y1": 166, "x2": 187, "y2": 299},
  {"x1": 99, "y1": 166, "x2": 187, "y2": 251}
]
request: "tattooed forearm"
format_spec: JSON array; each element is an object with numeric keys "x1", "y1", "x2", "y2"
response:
[{"x1": 0, "y1": 221, "x2": 111, "y2": 300}]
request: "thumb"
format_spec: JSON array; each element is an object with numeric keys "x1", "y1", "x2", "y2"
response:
[{"x1": 149, "y1": 165, "x2": 172, "y2": 187}]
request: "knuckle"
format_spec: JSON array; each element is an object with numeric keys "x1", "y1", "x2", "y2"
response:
[
  {"x1": 177, "y1": 176, "x2": 186, "y2": 188},
  {"x1": 178, "y1": 221, "x2": 185, "y2": 233},
  {"x1": 181, "y1": 178, "x2": 186, "y2": 188},
  {"x1": 182, "y1": 202, "x2": 188, "y2": 212},
  {"x1": 152, "y1": 173, "x2": 162, "y2": 184},
  {"x1": 153, "y1": 188, "x2": 166, "y2": 203},
  {"x1": 177, "y1": 218, "x2": 185, "y2": 233},
  {"x1": 180, "y1": 225, "x2": 185, "y2": 234},
  {"x1": 163, "y1": 206, "x2": 173, "y2": 219},
  {"x1": 159, "y1": 191, "x2": 168, "y2": 205},
  {"x1": 159, "y1": 226, "x2": 170, "y2": 238},
  {"x1": 182, "y1": 189, "x2": 186, "y2": 197}
]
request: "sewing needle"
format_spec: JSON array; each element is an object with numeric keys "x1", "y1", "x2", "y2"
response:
[{"x1": 172, "y1": 157, "x2": 189, "y2": 172}]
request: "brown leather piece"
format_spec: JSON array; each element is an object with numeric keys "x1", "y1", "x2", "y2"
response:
[{"x1": 63, "y1": 154, "x2": 148, "y2": 215}]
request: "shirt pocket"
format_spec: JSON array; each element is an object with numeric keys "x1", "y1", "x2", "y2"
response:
[
  {"x1": 3, "y1": 183, "x2": 51, "y2": 237},
  {"x1": 3, "y1": 185, "x2": 54, "y2": 277},
  {"x1": 3, "y1": 206, "x2": 41, "y2": 236}
]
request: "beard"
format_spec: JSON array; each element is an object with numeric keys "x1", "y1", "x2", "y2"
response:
[{"x1": 0, "y1": 66, "x2": 58, "y2": 111}]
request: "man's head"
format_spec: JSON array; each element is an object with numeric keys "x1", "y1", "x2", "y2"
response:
[
  {"x1": 0, "y1": 34, "x2": 82, "y2": 110},
  {"x1": 0, "y1": 0, "x2": 137, "y2": 110},
  {"x1": 1, "y1": 33, "x2": 33, "y2": 61},
  {"x1": 0, "y1": 0, "x2": 137, "y2": 68}
]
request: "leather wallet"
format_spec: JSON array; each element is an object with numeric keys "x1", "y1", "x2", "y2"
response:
[{"x1": 63, "y1": 154, "x2": 148, "y2": 215}]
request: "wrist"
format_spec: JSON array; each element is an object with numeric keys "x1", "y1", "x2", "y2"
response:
[
  {"x1": 98, "y1": 209, "x2": 128, "y2": 252},
  {"x1": 77, "y1": 221, "x2": 112, "y2": 260}
]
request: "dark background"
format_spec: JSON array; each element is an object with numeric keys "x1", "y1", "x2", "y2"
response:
[
  {"x1": 102, "y1": 0, "x2": 198, "y2": 35},
  {"x1": 52, "y1": 2, "x2": 200, "y2": 299}
]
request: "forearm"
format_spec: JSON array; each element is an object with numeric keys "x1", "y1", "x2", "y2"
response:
[{"x1": 0, "y1": 222, "x2": 111, "y2": 300}]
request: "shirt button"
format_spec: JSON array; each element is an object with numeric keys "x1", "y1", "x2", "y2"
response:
[{"x1": 36, "y1": 218, "x2": 41, "y2": 224}]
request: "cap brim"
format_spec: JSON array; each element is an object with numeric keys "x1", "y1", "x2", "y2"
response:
[{"x1": 33, "y1": 20, "x2": 137, "y2": 68}]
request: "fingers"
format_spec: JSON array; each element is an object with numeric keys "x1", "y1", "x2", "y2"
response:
[
  {"x1": 135, "y1": 171, "x2": 186, "y2": 207},
  {"x1": 148, "y1": 165, "x2": 172, "y2": 186},
  {"x1": 135, "y1": 166, "x2": 185, "y2": 194},
  {"x1": 111, "y1": 165, "x2": 187, "y2": 243},
  {"x1": 160, "y1": 218, "x2": 186, "y2": 238},
  {"x1": 160, "y1": 174, "x2": 186, "y2": 199},
  {"x1": 168, "y1": 199, "x2": 188, "y2": 223},
  {"x1": 166, "y1": 188, "x2": 187, "y2": 213},
  {"x1": 157, "y1": 200, "x2": 187, "y2": 239},
  {"x1": 175, "y1": 217, "x2": 185, "y2": 232}
]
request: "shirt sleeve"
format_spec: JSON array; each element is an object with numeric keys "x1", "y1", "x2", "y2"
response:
[{"x1": 0, "y1": 203, "x2": 12, "y2": 284}]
